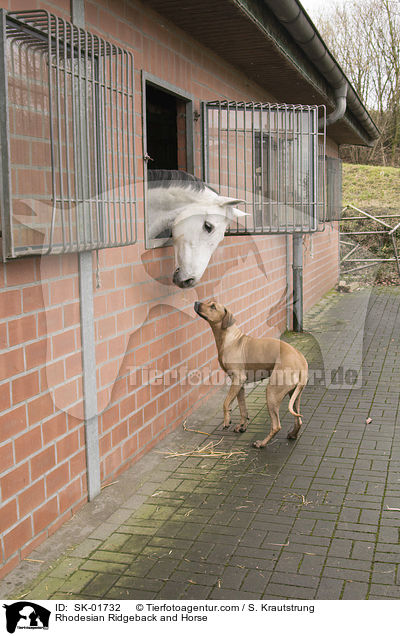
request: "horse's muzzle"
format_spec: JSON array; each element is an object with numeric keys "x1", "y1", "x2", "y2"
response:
[{"x1": 173, "y1": 268, "x2": 196, "y2": 288}]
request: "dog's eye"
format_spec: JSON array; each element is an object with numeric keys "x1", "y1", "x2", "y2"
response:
[
  {"x1": 210, "y1": 303, "x2": 216, "y2": 310},
  {"x1": 203, "y1": 221, "x2": 214, "y2": 233}
]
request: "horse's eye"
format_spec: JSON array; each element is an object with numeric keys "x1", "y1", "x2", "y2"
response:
[{"x1": 203, "y1": 221, "x2": 214, "y2": 233}]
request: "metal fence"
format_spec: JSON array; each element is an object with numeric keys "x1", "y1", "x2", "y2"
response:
[
  {"x1": 340, "y1": 204, "x2": 400, "y2": 279},
  {"x1": 202, "y1": 100, "x2": 326, "y2": 234},
  {"x1": 0, "y1": 9, "x2": 137, "y2": 260}
]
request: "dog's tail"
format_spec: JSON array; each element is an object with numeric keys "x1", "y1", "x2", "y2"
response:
[{"x1": 288, "y1": 372, "x2": 307, "y2": 417}]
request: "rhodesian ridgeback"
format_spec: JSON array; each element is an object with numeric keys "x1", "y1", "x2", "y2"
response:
[{"x1": 194, "y1": 300, "x2": 308, "y2": 448}]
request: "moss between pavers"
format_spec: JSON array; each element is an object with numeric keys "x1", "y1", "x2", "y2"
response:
[
  {"x1": 132, "y1": 503, "x2": 177, "y2": 521},
  {"x1": 47, "y1": 556, "x2": 85, "y2": 579},
  {"x1": 175, "y1": 480, "x2": 201, "y2": 492},
  {"x1": 118, "y1": 534, "x2": 152, "y2": 554},
  {"x1": 157, "y1": 478, "x2": 183, "y2": 490},
  {"x1": 58, "y1": 570, "x2": 96, "y2": 594},
  {"x1": 100, "y1": 532, "x2": 132, "y2": 552},
  {"x1": 129, "y1": 503, "x2": 155, "y2": 520},
  {"x1": 123, "y1": 556, "x2": 157, "y2": 577},
  {"x1": 145, "y1": 505, "x2": 178, "y2": 521},
  {"x1": 88, "y1": 550, "x2": 134, "y2": 565},
  {"x1": 142, "y1": 545, "x2": 187, "y2": 561},
  {"x1": 146, "y1": 558, "x2": 180, "y2": 580},
  {"x1": 147, "y1": 536, "x2": 192, "y2": 550},
  {"x1": 26, "y1": 577, "x2": 66, "y2": 600},
  {"x1": 68, "y1": 538, "x2": 102, "y2": 559},
  {"x1": 115, "y1": 575, "x2": 164, "y2": 592},
  {"x1": 81, "y1": 572, "x2": 119, "y2": 597},
  {"x1": 107, "y1": 587, "x2": 154, "y2": 599},
  {"x1": 165, "y1": 523, "x2": 201, "y2": 542},
  {"x1": 80, "y1": 559, "x2": 129, "y2": 575},
  {"x1": 121, "y1": 518, "x2": 164, "y2": 531}
]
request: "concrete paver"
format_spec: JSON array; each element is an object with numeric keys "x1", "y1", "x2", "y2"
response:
[{"x1": 1, "y1": 286, "x2": 399, "y2": 600}]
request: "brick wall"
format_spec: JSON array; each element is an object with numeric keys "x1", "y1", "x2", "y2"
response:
[
  {"x1": 0, "y1": 0, "x2": 340, "y2": 578},
  {"x1": 303, "y1": 225, "x2": 339, "y2": 315}
]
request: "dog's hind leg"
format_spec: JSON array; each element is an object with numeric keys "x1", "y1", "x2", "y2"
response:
[
  {"x1": 233, "y1": 386, "x2": 250, "y2": 433},
  {"x1": 287, "y1": 386, "x2": 304, "y2": 439},
  {"x1": 253, "y1": 382, "x2": 288, "y2": 449}
]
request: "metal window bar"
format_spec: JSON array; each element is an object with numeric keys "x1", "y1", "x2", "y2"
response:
[
  {"x1": 0, "y1": 9, "x2": 137, "y2": 260},
  {"x1": 203, "y1": 100, "x2": 326, "y2": 234}
]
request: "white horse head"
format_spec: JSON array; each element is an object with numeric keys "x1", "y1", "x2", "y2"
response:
[{"x1": 147, "y1": 170, "x2": 248, "y2": 288}]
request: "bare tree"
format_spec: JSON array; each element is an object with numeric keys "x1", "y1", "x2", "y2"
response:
[{"x1": 314, "y1": 0, "x2": 400, "y2": 166}]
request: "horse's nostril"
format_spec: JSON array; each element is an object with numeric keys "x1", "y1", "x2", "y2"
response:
[{"x1": 182, "y1": 278, "x2": 195, "y2": 288}]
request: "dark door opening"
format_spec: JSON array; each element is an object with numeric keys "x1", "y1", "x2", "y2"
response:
[{"x1": 145, "y1": 83, "x2": 187, "y2": 171}]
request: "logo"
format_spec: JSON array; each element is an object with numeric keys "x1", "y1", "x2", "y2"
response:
[{"x1": 3, "y1": 603, "x2": 50, "y2": 634}]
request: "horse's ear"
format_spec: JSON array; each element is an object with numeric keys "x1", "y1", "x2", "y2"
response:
[
  {"x1": 231, "y1": 206, "x2": 249, "y2": 218},
  {"x1": 218, "y1": 197, "x2": 249, "y2": 217},
  {"x1": 221, "y1": 308, "x2": 235, "y2": 329}
]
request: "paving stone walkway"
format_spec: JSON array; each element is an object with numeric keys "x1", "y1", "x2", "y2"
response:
[{"x1": 1, "y1": 286, "x2": 400, "y2": 600}]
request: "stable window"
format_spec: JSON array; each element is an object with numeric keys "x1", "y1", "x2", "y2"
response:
[
  {"x1": 142, "y1": 74, "x2": 194, "y2": 248},
  {"x1": 203, "y1": 101, "x2": 326, "y2": 234},
  {"x1": 0, "y1": 9, "x2": 137, "y2": 260}
]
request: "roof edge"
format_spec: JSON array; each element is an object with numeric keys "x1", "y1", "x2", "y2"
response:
[{"x1": 261, "y1": 0, "x2": 379, "y2": 144}]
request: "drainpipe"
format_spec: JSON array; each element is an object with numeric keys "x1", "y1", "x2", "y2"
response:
[
  {"x1": 261, "y1": 0, "x2": 373, "y2": 331},
  {"x1": 320, "y1": 82, "x2": 348, "y2": 129},
  {"x1": 289, "y1": 81, "x2": 348, "y2": 333},
  {"x1": 71, "y1": 0, "x2": 101, "y2": 501},
  {"x1": 292, "y1": 234, "x2": 303, "y2": 331},
  {"x1": 292, "y1": 81, "x2": 347, "y2": 332},
  {"x1": 286, "y1": 235, "x2": 291, "y2": 330},
  {"x1": 292, "y1": 83, "x2": 347, "y2": 333}
]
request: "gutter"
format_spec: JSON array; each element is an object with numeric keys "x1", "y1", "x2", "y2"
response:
[{"x1": 263, "y1": 0, "x2": 379, "y2": 145}]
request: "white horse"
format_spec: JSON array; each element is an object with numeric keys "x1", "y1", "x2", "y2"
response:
[{"x1": 147, "y1": 170, "x2": 247, "y2": 288}]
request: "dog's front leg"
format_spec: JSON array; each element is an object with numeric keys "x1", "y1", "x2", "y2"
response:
[
  {"x1": 223, "y1": 375, "x2": 246, "y2": 429},
  {"x1": 233, "y1": 386, "x2": 249, "y2": 433}
]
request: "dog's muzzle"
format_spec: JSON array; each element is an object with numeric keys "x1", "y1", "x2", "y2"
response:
[{"x1": 194, "y1": 301, "x2": 203, "y2": 317}]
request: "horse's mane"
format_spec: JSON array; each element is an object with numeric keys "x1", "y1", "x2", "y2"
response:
[{"x1": 147, "y1": 169, "x2": 209, "y2": 192}]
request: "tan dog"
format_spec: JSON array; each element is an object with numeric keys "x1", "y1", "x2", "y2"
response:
[{"x1": 194, "y1": 300, "x2": 308, "y2": 448}]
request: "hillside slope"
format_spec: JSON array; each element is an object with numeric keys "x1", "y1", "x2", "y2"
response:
[{"x1": 343, "y1": 163, "x2": 400, "y2": 214}]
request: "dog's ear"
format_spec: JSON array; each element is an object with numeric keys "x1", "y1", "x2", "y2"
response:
[{"x1": 221, "y1": 308, "x2": 235, "y2": 329}]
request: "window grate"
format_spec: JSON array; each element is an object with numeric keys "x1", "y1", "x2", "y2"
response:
[
  {"x1": 203, "y1": 100, "x2": 326, "y2": 234},
  {"x1": 0, "y1": 9, "x2": 137, "y2": 259}
]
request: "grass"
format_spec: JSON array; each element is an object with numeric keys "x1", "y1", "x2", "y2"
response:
[{"x1": 343, "y1": 163, "x2": 400, "y2": 213}]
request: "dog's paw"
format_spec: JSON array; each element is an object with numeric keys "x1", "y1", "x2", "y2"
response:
[
  {"x1": 287, "y1": 432, "x2": 297, "y2": 440},
  {"x1": 234, "y1": 418, "x2": 249, "y2": 433},
  {"x1": 252, "y1": 440, "x2": 264, "y2": 449}
]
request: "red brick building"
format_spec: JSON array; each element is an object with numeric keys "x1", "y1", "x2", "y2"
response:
[{"x1": 0, "y1": 0, "x2": 378, "y2": 578}]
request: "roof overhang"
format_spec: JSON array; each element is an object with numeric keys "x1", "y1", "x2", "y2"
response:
[{"x1": 146, "y1": 0, "x2": 379, "y2": 147}]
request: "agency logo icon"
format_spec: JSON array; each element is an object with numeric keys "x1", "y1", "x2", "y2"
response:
[{"x1": 2, "y1": 602, "x2": 50, "y2": 634}]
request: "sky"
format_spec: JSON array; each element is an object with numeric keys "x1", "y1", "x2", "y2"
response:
[{"x1": 299, "y1": 0, "x2": 340, "y2": 19}]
